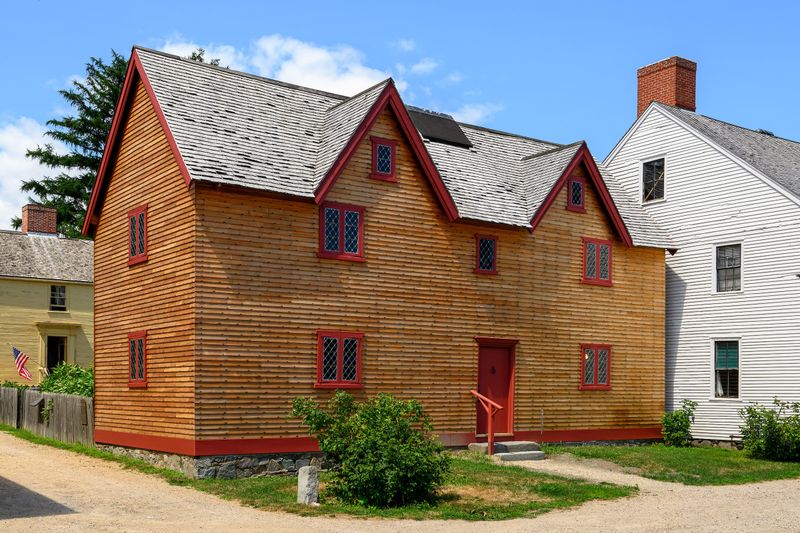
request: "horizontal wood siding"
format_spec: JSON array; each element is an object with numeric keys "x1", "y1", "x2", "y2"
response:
[
  {"x1": 605, "y1": 108, "x2": 800, "y2": 439},
  {"x1": 93, "y1": 79, "x2": 196, "y2": 439},
  {"x1": 194, "y1": 108, "x2": 665, "y2": 440}
]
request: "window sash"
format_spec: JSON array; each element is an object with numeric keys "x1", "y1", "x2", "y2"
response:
[
  {"x1": 50, "y1": 285, "x2": 66, "y2": 311},
  {"x1": 476, "y1": 236, "x2": 497, "y2": 272},
  {"x1": 317, "y1": 332, "x2": 362, "y2": 386},
  {"x1": 582, "y1": 344, "x2": 611, "y2": 389},
  {"x1": 714, "y1": 340, "x2": 739, "y2": 398},
  {"x1": 320, "y1": 204, "x2": 363, "y2": 257},
  {"x1": 716, "y1": 245, "x2": 741, "y2": 292},
  {"x1": 643, "y1": 159, "x2": 665, "y2": 201},
  {"x1": 583, "y1": 238, "x2": 611, "y2": 284},
  {"x1": 128, "y1": 332, "x2": 147, "y2": 386},
  {"x1": 128, "y1": 206, "x2": 148, "y2": 264}
]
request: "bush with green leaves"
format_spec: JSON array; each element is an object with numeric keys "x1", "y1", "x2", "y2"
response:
[
  {"x1": 1, "y1": 380, "x2": 31, "y2": 389},
  {"x1": 291, "y1": 391, "x2": 450, "y2": 507},
  {"x1": 39, "y1": 364, "x2": 94, "y2": 397},
  {"x1": 740, "y1": 399, "x2": 800, "y2": 462},
  {"x1": 662, "y1": 399, "x2": 698, "y2": 447}
]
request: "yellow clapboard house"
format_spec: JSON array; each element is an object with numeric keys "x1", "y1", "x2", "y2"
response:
[{"x1": 0, "y1": 205, "x2": 93, "y2": 384}]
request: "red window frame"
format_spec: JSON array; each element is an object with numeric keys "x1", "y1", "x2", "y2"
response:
[
  {"x1": 127, "y1": 205, "x2": 148, "y2": 266},
  {"x1": 580, "y1": 344, "x2": 612, "y2": 390},
  {"x1": 581, "y1": 237, "x2": 613, "y2": 286},
  {"x1": 317, "y1": 202, "x2": 366, "y2": 262},
  {"x1": 128, "y1": 330, "x2": 147, "y2": 388},
  {"x1": 370, "y1": 136, "x2": 397, "y2": 182},
  {"x1": 474, "y1": 234, "x2": 498, "y2": 275},
  {"x1": 315, "y1": 330, "x2": 364, "y2": 389},
  {"x1": 566, "y1": 176, "x2": 586, "y2": 212}
]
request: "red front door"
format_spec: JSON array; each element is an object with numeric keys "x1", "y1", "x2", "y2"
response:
[{"x1": 476, "y1": 344, "x2": 513, "y2": 435}]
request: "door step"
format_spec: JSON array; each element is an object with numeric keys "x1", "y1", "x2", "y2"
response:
[
  {"x1": 467, "y1": 440, "x2": 541, "y2": 454},
  {"x1": 495, "y1": 450, "x2": 546, "y2": 461}
]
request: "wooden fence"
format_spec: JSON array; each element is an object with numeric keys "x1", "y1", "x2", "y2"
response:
[{"x1": 0, "y1": 387, "x2": 94, "y2": 446}]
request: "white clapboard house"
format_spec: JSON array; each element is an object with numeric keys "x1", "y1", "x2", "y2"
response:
[{"x1": 604, "y1": 57, "x2": 800, "y2": 440}]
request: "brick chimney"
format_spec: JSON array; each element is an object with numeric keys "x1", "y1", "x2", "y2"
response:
[
  {"x1": 637, "y1": 56, "x2": 697, "y2": 117},
  {"x1": 21, "y1": 204, "x2": 58, "y2": 235}
]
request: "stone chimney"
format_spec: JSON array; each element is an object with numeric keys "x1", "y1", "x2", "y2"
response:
[
  {"x1": 21, "y1": 204, "x2": 58, "y2": 235},
  {"x1": 637, "y1": 56, "x2": 697, "y2": 117}
]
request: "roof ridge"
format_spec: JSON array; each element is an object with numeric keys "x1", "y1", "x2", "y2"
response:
[
  {"x1": 655, "y1": 102, "x2": 800, "y2": 147},
  {"x1": 520, "y1": 141, "x2": 584, "y2": 161},
  {"x1": 325, "y1": 78, "x2": 392, "y2": 111},
  {"x1": 133, "y1": 45, "x2": 350, "y2": 102}
]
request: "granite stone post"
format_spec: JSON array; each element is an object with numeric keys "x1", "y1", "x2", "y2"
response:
[{"x1": 297, "y1": 465, "x2": 319, "y2": 505}]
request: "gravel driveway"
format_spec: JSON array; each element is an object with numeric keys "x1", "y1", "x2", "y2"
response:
[{"x1": 2, "y1": 432, "x2": 800, "y2": 532}]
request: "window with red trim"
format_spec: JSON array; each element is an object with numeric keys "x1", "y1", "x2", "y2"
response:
[
  {"x1": 128, "y1": 205, "x2": 148, "y2": 265},
  {"x1": 315, "y1": 331, "x2": 363, "y2": 388},
  {"x1": 580, "y1": 344, "x2": 611, "y2": 390},
  {"x1": 128, "y1": 331, "x2": 147, "y2": 388},
  {"x1": 370, "y1": 136, "x2": 396, "y2": 181},
  {"x1": 318, "y1": 202, "x2": 365, "y2": 261},
  {"x1": 582, "y1": 237, "x2": 612, "y2": 285},
  {"x1": 567, "y1": 176, "x2": 585, "y2": 212},
  {"x1": 474, "y1": 235, "x2": 498, "y2": 275}
]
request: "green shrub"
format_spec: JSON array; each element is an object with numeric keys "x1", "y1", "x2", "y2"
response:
[
  {"x1": 662, "y1": 399, "x2": 698, "y2": 447},
  {"x1": 740, "y1": 399, "x2": 800, "y2": 462},
  {"x1": 1, "y1": 380, "x2": 31, "y2": 389},
  {"x1": 291, "y1": 391, "x2": 450, "y2": 507},
  {"x1": 39, "y1": 364, "x2": 94, "y2": 397}
]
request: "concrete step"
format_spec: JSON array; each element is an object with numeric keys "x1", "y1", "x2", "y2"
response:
[
  {"x1": 495, "y1": 450, "x2": 546, "y2": 462},
  {"x1": 467, "y1": 441, "x2": 540, "y2": 454}
]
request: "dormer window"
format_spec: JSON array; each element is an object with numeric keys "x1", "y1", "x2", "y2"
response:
[
  {"x1": 371, "y1": 137, "x2": 396, "y2": 181},
  {"x1": 567, "y1": 176, "x2": 585, "y2": 212}
]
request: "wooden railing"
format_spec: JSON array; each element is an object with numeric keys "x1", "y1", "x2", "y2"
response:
[{"x1": 470, "y1": 389, "x2": 503, "y2": 455}]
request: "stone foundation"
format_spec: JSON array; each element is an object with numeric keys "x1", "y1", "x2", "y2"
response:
[
  {"x1": 691, "y1": 438, "x2": 744, "y2": 450},
  {"x1": 99, "y1": 444, "x2": 325, "y2": 479}
]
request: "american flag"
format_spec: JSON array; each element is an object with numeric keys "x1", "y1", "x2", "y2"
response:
[{"x1": 12, "y1": 347, "x2": 32, "y2": 381}]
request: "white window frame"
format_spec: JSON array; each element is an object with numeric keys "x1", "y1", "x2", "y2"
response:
[
  {"x1": 709, "y1": 336, "x2": 742, "y2": 401},
  {"x1": 711, "y1": 240, "x2": 744, "y2": 294},
  {"x1": 49, "y1": 284, "x2": 68, "y2": 312},
  {"x1": 639, "y1": 155, "x2": 668, "y2": 205}
]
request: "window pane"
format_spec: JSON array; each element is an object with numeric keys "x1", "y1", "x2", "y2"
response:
[
  {"x1": 137, "y1": 338, "x2": 144, "y2": 380},
  {"x1": 570, "y1": 180, "x2": 583, "y2": 206},
  {"x1": 129, "y1": 216, "x2": 137, "y2": 257},
  {"x1": 342, "y1": 338, "x2": 358, "y2": 381},
  {"x1": 597, "y1": 349, "x2": 609, "y2": 384},
  {"x1": 129, "y1": 340, "x2": 136, "y2": 380},
  {"x1": 584, "y1": 348, "x2": 595, "y2": 385},
  {"x1": 716, "y1": 245, "x2": 741, "y2": 292},
  {"x1": 324, "y1": 208, "x2": 340, "y2": 252},
  {"x1": 643, "y1": 159, "x2": 665, "y2": 201},
  {"x1": 138, "y1": 213, "x2": 146, "y2": 255},
  {"x1": 715, "y1": 369, "x2": 739, "y2": 398},
  {"x1": 478, "y1": 238, "x2": 496, "y2": 271},
  {"x1": 322, "y1": 336, "x2": 338, "y2": 381},
  {"x1": 344, "y1": 210, "x2": 360, "y2": 254},
  {"x1": 50, "y1": 285, "x2": 66, "y2": 309},
  {"x1": 714, "y1": 341, "x2": 739, "y2": 398},
  {"x1": 376, "y1": 144, "x2": 392, "y2": 174},
  {"x1": 599, "y1": 245, "x2": 610, "y2": 280},
  {"x1": 585, "y1": 243, "x2": 597, "y2": 279}
]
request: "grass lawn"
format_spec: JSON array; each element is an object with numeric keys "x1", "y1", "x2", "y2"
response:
[
  {"x1": 0, "y1": 424, "x2": 635, "y2": 521},
  {"x1": 543, "y1": 443, "x2": 800, "y2": 485}
]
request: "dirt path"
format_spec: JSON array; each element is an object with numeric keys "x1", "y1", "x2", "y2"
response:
[{"x1": 2, "y1": 432, "x2": 800, "y2": 532}]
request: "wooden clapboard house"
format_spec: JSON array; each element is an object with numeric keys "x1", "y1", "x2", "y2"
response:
[{"x1": 84, "y1": 47, "x2": 673, "y2": 460}]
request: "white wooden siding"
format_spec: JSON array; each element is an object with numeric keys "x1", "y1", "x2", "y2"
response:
[{"x1": 605, "y1": 108, "x2": 800, "y2": 440}]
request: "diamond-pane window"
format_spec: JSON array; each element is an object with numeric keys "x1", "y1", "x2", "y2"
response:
[
  {"x1": 319, "y1": 203, "x2": 364, "y2": 259},
  {"x1": 316, "y1": 331, "x2": 363, "y2": 387},
  {"x1": 568, "y1": 178, "x2": 585, "y2": 211},
  {"x1": 324, "y1": 208, "x2": 340, "y2": 252},
  {"x1": 583, "y1": 238, "x2": 612, "y2": 285},
  {"x1": 128, "y1": 206, "x2": 148, "y2": 265},
  {"x1": 476, "y1": 236, "x2": 497, "y2": 273},
  {"x1": 581, "y1": 344, "x2": 611, "y2": 389},
  {"x1": 128, "y1": 331, "x2": 147, "y2": 387},
  {"x1": 344, "y1": 211, "x2": 360, "y2": 254},
  {"x1": 376, "y1": 144, "x2": 392, "y2": 174},
  {"x1": 371, "y1": 137, "x2": 396, "y2": 180},
  {"x1": 716, "y1": 244, "x2": 741, "y2": 292}
]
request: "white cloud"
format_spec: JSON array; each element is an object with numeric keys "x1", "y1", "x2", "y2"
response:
[
  {"x1": 410, "y1": 58, "x2": 438, "y2": 75},
  {"x1": 443, "y1": 72, "x2": 463, "y2": 85},
  {"x1": 393, "y1": 39, "x2": 415, "y2": 52},
  {"x1": 449, "y1": 103, "x2": 504, "y2": 125},
  {"x1": 0, "y1": 118, "x2": 66, "y2": 229},
  {"x1": 161, "y1": 37, "x2": 248, "y2": 71}
]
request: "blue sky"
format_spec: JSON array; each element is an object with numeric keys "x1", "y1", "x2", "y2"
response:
[{"x1": 0, "y1": 0, "x2": 798, "y2": 228}]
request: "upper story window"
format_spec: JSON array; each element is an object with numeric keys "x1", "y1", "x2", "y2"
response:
[
  {"x1": 49, "y1": 285, "x2": 66, "y2": 311},
  {"x1": 716, "y1": 244, "x2": 741, "y2": 292},
  {"x1": 315, "y1": 331, "x2": 364, "y2": 388},
  {"x1": 581, "y1": 344, "x2": 611, "y2": 390},
  {"x1": 567, "y1": 176, "x2": 585, "y2": 212},
  {"x1": 642, "y1": 158, "x2": 665, "y2": 202},
  {"x1": 474, "y1": 235, "x2": 498, "y2": 275},
  {"x1": 318, "y1": 202, "x2": 365, "y2": 261},
  {"x1": 371, "y1": 137, "x2": 397, "y2": 181},
  {"x1": 128, "y1": 331, "x2": 147, "y2": 388},
  {"x1": 582, "y1": 237, "x2": 612, "y2": 286},
  {"x1": 714, "y1": 340, "x2": 739, "y2": 398},
  {"x1": 128, "y1": 205, "x2": 148, "y2": 266}
]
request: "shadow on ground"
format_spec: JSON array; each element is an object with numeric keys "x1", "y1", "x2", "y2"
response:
[{"x1": 0, "y1": 475, "x2": 74, "y2": 519}]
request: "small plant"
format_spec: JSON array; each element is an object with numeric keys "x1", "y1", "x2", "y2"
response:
[
  {"x1": 41, "y1": 399, "x2": 55, "y2": 424},
  {"x1": 740, "y1": 398, "x2": 800, "y2": 462},
  {"x1": 291, "y1": 391, "x2": 450, "y2": 507},
  {"x1": 1, "y1": 380, "x2": 31, "y2": 389},
  {"x1": 39, "y1": 364, "x2": 94, "y2": 397},
  {"x1": 662, "y1": 399, "x2": 698, "y2": 447}
]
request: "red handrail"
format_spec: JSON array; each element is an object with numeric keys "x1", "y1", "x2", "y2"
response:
[{"x1": 470, "y1": 389, "x2": 503, "y2": 455}]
